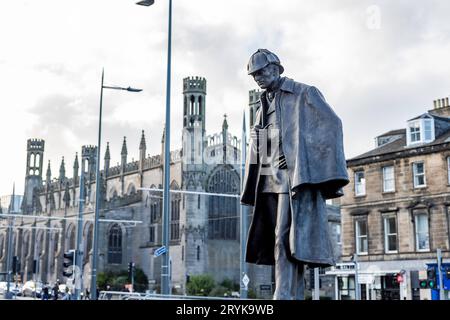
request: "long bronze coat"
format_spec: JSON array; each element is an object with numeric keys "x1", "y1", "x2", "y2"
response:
[{"x1": 241, "y1": 78, "x2": 349, "y2": 267}]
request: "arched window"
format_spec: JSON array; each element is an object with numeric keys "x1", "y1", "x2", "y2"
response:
[
  {"x1": 197, "y1": 245, "x2": 200, "y2": 261},
  {"x1": 85, "y1": 224, "x2": 93, "y2": 262},
  {"x1": 199, "y1": 96, "x2": 203, "y2": 116},
  {"x1": 0, "y1": 235, "x2": 4, "y2": 259},
  {"x1": 22, "y1": 232, "x2": 30, "y2": 259},
  {"x1": 170, "y1": 181, "x2": 181, "y2": 241},
  {"x1": 127, "y1": 184, "x2": 136, "y2": 195},
  {"x1": 190, "y1": 95, "x2": 195, "y2": 115},
  {"x1": 66, "y1": 224, "x2": 76, "y2": 250},
  {"x1": 35, "y1": 154, "x2": 40, "y2": 167},
  {"x1": 37, "y1": 231, "x2": 45, "y2": 257},
  {"x1": 108, "y1": 224, "x2": 122, "y2": 264},
  {"x1": 30, "y1": 153, "x2": 35, "y2": 167},
  {"x1": 53, "y1": 230, "x2": 59, "y2": 254},
  {"x1": 207, "y1": 166, "x2": 239, "y2": 240}
]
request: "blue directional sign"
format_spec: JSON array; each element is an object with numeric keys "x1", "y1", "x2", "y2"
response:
[{"x1": 154, "y1": 246, "x2": 167, "y2": 257}]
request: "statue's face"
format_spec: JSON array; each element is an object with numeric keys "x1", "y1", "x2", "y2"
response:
[{"x1": 252, "y1": 64, "x2": 279, "y2": 90}]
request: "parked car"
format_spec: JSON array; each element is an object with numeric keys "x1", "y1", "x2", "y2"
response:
[
  {"x1": 0, "y1": 281, "x2": 22, "y2": 296},
  {"x1": 22, "y1": 280, "x2": 43, "y2": 298}
]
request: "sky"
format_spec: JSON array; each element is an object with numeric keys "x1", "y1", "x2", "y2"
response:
[{"x1": 1, "y1": 0, "x2": 450, "y2": 197}]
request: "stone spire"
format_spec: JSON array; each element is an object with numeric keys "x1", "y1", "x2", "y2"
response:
[
  {"x1": 222, "y1": 114, "x2": 228, "y2": 163},
  {"x1": 105, "y1": 142, "x2": 111, "y2": 161},
  {"x1": 139, "y1": 130, "x2": 146, "y2": 151},
  {"x1": 121, "y1": 136, "x2": 128, "y2": 157},
  {"x1": 121, "y1": 137, "x2": 127, "y2": 170},
  {"x1": 46, "y1": 160, "x2": 52, "y2": 184},
  {"x1": 222, "y1": 113, "x2": 229, "y2": 131},
  {"x1": 104, "y1": 142, "x2": 111, "y2": 172},
  {"x1": 73, "y1": 153, "x2": 79, "y2": 184},
  {"x1": 59, "y1": 157, "x2": 66, "y2": 182}
]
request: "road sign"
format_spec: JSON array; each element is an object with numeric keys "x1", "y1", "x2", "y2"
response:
[
  {"x1": 242, "y1": 274, "x2": 250, "y2": 288},
  {"x1": 154, "y1": 246, "x2": 167, "y2": 257}
]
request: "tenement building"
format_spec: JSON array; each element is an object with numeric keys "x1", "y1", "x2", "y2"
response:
[{"x1": 335, "y1": 97, "x2": 450, "y2": 300}]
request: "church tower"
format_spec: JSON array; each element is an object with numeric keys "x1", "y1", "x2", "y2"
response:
[
  {"x1": 182, "y1": 76, "x2": 206, "y2": 168},
  {"x1": 22, "y1": 139, "x2": 45, "y2": 214},
  {"x1": 181, "y1": 76, "x2": 208, "y2": 282},
  {"x1": 248, "y1": 89, "x2": 261, "y2": 128}
]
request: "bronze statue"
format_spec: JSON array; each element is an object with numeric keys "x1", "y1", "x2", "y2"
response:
[{"x1": 241, "y1": 49, "x2": 349, "y2": 299}]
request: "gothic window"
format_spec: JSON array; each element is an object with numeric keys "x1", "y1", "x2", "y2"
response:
[
  {"x1": 170, "y1": 181, "x2": 181, "y2": 241},
  {"x1": 149, "y1": 226, "x2": 155, "y2": 243},
  {"x1": 30, "y1": 153, "x2": 35, "y2": 168},
  {"x1": 67, "y1": 225, "x2": 76, "y2": 250},
  {"x1": 53, "y1": 230, "x2": 59, "y2": 255},
  {"x1": 85, "y1": 224, "x2": 93, "y2": 262},
  {"x1": 22, "y1": 232, "x2": 30, "y2": 259},
  {"x1": 190, "y1": 95, "x2": 195, "y2": 115},
  {"x1": 37, "y1": 231, "x2": 45, "y2": 257},
  {"x1": 108, "y1": 224, "x2": 122, "y2": 264},
  {"x1": 199, "y1": 96, "x2": 203, "y2": 116},
  {"x1": 150, "y1": 199, "x2": 161, "y2": 223},
  {"x1": 0, "y1": 235, "x2": 4, "y2": 259},
  {"x1": 207, "y1": 166, "x2": 239, "y2": 240},
  {"x1": 127, "y1": 183, "x2": 136, "y2": 195}
]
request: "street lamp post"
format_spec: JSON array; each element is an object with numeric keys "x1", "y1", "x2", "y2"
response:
[
  {"x1": 136, "y1": 0, "x2": 172, "y2": 295},
  {"x1": 90, "y1": 69, "x2": 142, "y2": 300},
  {"x1": 4, "y1": 184, "x2": 15, "y2": 299}
]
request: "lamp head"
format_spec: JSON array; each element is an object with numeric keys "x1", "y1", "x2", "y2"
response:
[{"x1": 136, "y1": 0, "x2": 154, "y2": 6}]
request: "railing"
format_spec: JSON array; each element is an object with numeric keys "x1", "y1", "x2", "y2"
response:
[{"x1": 98, "y1": 291, "x2": 244, "y2": 300}]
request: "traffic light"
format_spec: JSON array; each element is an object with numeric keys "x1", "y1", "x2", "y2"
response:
[
  {"x1": 419, "y1": 279, "x2": 428, "y2": 289},
  {"x1": 32, "y1": 259, "x2": 38, "y2": 274},
  {"x1": 395, "y1": 273, "x2": 404, "y2": 284},
  {"x1": 128, "y1": 262, "x2": 135, "y2": 280},
  {"x1": 12, "y1": 256, "x2": 18, "y2": 274},
  {"x1": 427, "y1": 267, "x2": 437, "y2": 289},
  {"x1": 63, "y1": 250, "x2": 76, "y2": 277}
]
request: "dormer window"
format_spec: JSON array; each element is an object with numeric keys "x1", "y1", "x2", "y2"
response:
[{"x1": 406, "y1": 115, "x2": 435, "y2": 146}]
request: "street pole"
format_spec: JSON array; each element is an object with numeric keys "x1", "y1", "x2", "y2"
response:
[
  {"x1": 75, "y1": 156, "x2": 86, "y2": 300},
  {"x1": 4, "y1": 184, "x2": 15, "y2": 299},
  {"x1": 437, "y1": 248, "x2": 444, "y2": 300},
  {"x1": 161, "y1": 0, "x2": 173, "y2": 296},
  {"x1": 240, "y1": 111, "x2": 248, "y2": 299},
  {"x1": 136, "y1": 0, "x2": 173, "y2": 296},
  {"x1": 90, "y1": 69, "x2": 104, "y2": 300},
  {"x1": 313, "y1": 268, "x2": 320, "y2": 300},
  {"x1": 353, "y1": 253, "x2": 360, "y2": 300}
]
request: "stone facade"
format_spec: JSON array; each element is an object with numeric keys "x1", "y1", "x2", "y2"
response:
[
  {"x1": 0, "y1": 76, "x2": 342, "y2": 299},
  {"x1": 339, "y1": 97, "x2": 450, "y2": 300}
]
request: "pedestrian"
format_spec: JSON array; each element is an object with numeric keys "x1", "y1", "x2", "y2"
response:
[
  {"x1": 42, "y1": 286, "x2": 49, "y2": 300},
  {"x1": 62, "y1": 287, "x2": 71, "y2": 300},
  {"x1": 85, "y1": 288, "x2": 90, "y2": 300},
  {"x1": 52, "y1": 283, "x2": 59, "y2": 300}
]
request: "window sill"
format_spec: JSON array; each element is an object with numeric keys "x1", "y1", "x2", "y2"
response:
[
  {"x1": 356, "y1": 252, "x2": 368, "y2": 256},
  {"x1": 354, "y1": 194, "x2": 366, "y2": 198},
  {"x1": 385, "y1": 251, "x2": 398, "y2": 254},
  {"x1": 382, "y1": 191, "x2": 396, "y2": 195},
  {"x1": 416, "y1": 249, "x2": 430, "y2": 253},
  {"x1": 413, "y1": 185, "x2": 427, "y2": 190}
]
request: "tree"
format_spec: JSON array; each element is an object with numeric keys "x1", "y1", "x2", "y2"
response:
[
  {"x1": 186, "y1": 274, "x2": 215, "y2": 296},
  {"x1": 97, "y1": 267, "x2": 149, "y2": 292}
]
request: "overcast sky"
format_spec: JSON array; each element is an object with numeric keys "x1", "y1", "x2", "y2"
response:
[{"x1": 1, "y1": 0, "x2": 450, "y2": 197}]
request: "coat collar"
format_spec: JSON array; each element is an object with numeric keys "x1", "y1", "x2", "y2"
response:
[{"x1": 258, "y1": 77, "x2": 295, "y2": 110}]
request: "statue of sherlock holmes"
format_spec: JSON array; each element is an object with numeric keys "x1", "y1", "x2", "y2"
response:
[{"x1": 241, "y1": 49, "x2": 350, "y2": 300}]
